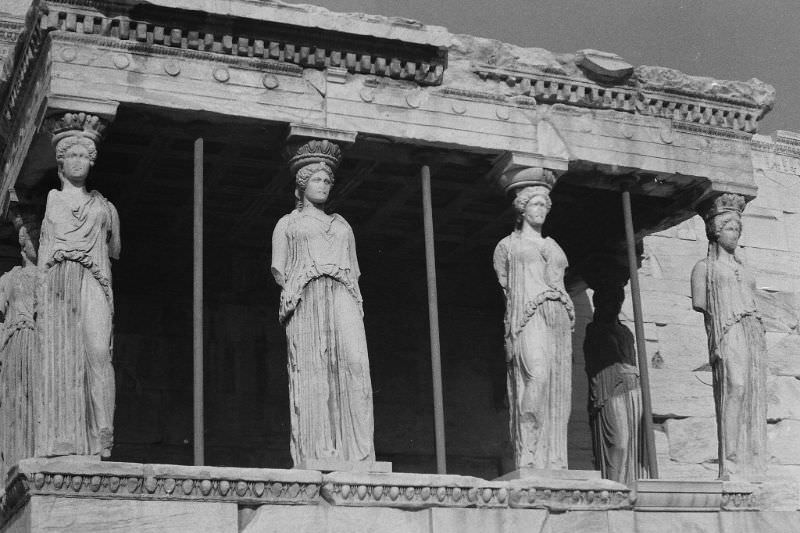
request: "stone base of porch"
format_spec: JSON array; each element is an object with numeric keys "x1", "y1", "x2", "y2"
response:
[{"x1": 0, "y1": 458, "x2": 796, "y2": 533}]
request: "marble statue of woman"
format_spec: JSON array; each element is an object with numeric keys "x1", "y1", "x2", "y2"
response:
[
  {"x1": 691, "y1": 193, "x2": 766, "y2": 479},
  {"x1": 493, "y1": 183, "x2": 574, "y2": 470},
  {"x1": 36, "y1": 128, "x2": 120, "y2": 459},
  {"x1": 271, "y1": 145, "x2": 375, "y2": 468},
  {"x1": 0, "y1": 213, "x2": 40, "y2": 477},
  {"x1": 584, "y1": 282, "x2": 648, "y2": 485}
]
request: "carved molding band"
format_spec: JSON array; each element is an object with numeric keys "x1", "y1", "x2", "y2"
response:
[
  {"x1": 44, "y1": 1, "x2": 446, "y2": 85},
  {"x1": 0, "y1": 460, "x2": 324, "y2": 526},
  {"x1": 318, "y1": 471, "x2": 632, "y2": 511},
  {"x1": 473, "y1": 64, "x2": 765, "y2": 133},
  {"x1": 751, "y1": 131, "x2": 800, "y2": 160},
  {"x1": 0, "y1": 459, "x2": 770, "y2": 529}
]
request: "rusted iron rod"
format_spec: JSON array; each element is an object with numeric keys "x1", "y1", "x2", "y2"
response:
[
  {"x1": 421, "y1": 165, "x2": 447, "y2": 474},
  {"x1": 621, "y1": 183, "x2": 659, "y2": 478},
  {"x1": 194, "y1": 138, "x2": 205, "y2": 466}
]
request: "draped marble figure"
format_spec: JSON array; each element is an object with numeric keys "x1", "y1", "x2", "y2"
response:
[
  {"x1": 691, "y1": 193, "x2": 767, "y2": 479},
  {"x1": 271, "y1": 140, "x2": 375, "y2": 467},
  {"x1": 493, "y1": 182, "x2": 574, "y2": 469},
  {"x1": 0, "y1": 214, "x2": 39, "y2": 476},
  {"x1": 584, "y1": 283, "x2": 648, "y2": 485},
  {"x1": 36, "y1": 116, "x2": 120, "y2": 459}
]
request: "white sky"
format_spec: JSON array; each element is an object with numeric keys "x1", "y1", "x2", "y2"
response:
[{"x1": 288, "y1": 0, "x2": 800, "y2": 135}]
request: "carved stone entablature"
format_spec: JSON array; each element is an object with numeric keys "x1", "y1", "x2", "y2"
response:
[
  {"x1": 0, "y1": 20, "x2": 26, "y2": 78},
  {"x1": 468, "y1": 52, "x2": 773, "y2": 134},
  {"x1": 0, "y1": 4, "x2": 49, "y2": 141},
  {"x1": 0, "y1": 1, "x2": 52, "y2": 215},
  {"x1": 751, "y1": 130, "x2": 800, "y2": 162},
  {"x1": 43, "y1": 0, "x2": 448, "y2": 85},
  {"x1": 634, "y1": 66, "x2": 775, "y2": 109}
]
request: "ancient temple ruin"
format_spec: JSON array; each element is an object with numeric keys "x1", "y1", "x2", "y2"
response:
[{"x1": 1, "y1": 0, "x2": 799, "y2": 531}]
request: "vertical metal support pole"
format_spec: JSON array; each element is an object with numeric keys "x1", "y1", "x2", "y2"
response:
[
  {"x1": 621, "y1": 184, "x2": 659, "y2": 478},
  {"x1": 193, "y1": 138, "x2": 204, "y2": 466},
  {"x1": 421, "y1": 165, "x2": 447, "y2": 474}
]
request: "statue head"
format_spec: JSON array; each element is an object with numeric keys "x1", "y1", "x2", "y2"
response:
[
  {"x1": 707, "y1": 211, "x2": 742, "y2": 254},
  {"x1": 513, "y1": 185, "x2": 552, "y2": 230},
  {"x1": 55, "y1": 135, "x2": 97, "y2": 185},
  {"x1": 295, "y1": 162, "x2": 335, "y2": 209},
  {"x1": 591, "y1": 283, "x2": 625, "y2": 324},
  {"x1": 48, "y1": 112, "x2": 104, "y2": 186},
  {"x1": 702, "y1": 194, "x2": 745, "y2": 254}
]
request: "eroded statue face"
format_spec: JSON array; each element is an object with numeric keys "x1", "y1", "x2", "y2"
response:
[
  {"x1": 60, "y1": 143, "x2": 93, "y2": 183},
  {"x1": 717, "y1": 218, "x2": 741, "y2": 254},
  {"x1": 303, "y1": 170, "x2": 332, "y2": 206},
  {"x1": 523, "y1": 195, "x2": 549, "y2": 229}
]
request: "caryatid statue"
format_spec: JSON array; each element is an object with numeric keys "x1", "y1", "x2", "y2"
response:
[
  {"x1": 493, "y1": 169, "x2": 574, "y2": 470},
  {"x1": 271, "y1": 139, "x2": 376, "y2": 468},
  {"x1": 36, "y1": 113, "x2": 120, "y2": 459},
  {"x1": 583, "y1": 274, "x2": 648, "y2": 486},
  {"x1": 691, "y1": 193, "x2": 767, "y2": 479},
  {"x1": 0, "y1": 209, "x2": 40, "y2": 477}
]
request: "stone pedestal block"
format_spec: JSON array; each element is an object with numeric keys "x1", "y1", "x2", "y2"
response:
[{"x1": 1, "y1": 460, "x2": 795, "y2": 532}]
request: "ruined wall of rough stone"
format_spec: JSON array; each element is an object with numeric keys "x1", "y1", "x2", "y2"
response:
[{"x1": 618, "y1": 134, "x2": 800, "y2": 489}]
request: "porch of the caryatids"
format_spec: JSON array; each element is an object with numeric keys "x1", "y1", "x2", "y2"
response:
[{"x1": 34, "y1": 109, "x2": 120, "y2": 460}]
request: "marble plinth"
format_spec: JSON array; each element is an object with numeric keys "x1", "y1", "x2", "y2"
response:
[
  {"x1": 495, "y1": 468, "x2": 601, "y2": 481},
  {"x1": 295, "y1": 459, "x2": 392, "y2": 473},
  {"x1": 0, "y1": 460, "x2": 796, "y2": 533}
]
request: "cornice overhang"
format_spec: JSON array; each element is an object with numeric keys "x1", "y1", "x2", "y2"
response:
[{"x1": 43, "y1": 0, "x2": 449, "y2": 85}]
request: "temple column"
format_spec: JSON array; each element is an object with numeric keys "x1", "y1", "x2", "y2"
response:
[
  {"x1": 488, "y1": 153, "x2": 574, "y2": 474},
  {"x1": 33, "y1": 104, "x2": 120, "y2": 460}
]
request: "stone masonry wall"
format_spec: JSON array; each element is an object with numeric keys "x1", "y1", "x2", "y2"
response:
[{"x1": 617, "y1": 132, "x2": 800, "y2": 490}]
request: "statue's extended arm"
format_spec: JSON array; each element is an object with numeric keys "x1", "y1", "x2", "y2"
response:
[
  {"x1": 492, "y1": 239, "x2": 509, "y2": 295},
  {"x1": 270, "y1": 217, "x2": 288, "y2": 288},
  {"x1": 690, "y1": 259, "x2": 707, "y2": 313},
  {"x1": 108, "y1": 201, "x2": 121, "y2": 260}
]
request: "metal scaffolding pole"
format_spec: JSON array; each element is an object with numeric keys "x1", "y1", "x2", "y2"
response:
[
  {"x1": 621, "y1": 183, "x2": 659, "y2": 478},
  {"x1": 193, "y1": 138, "x2": 205, "y2": 466},
  {"x1": 421, "y1": 165, "x2": 447, "y2": 474}
]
